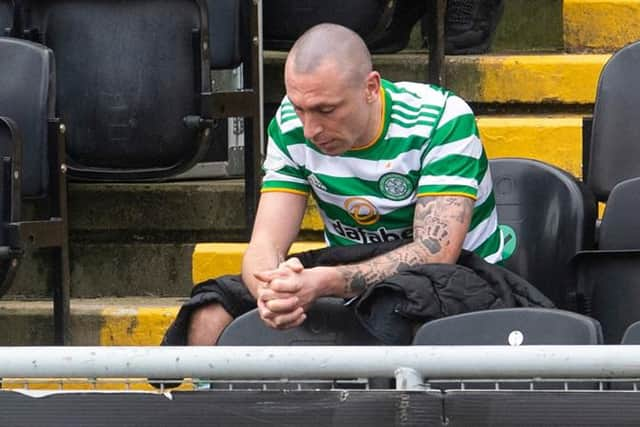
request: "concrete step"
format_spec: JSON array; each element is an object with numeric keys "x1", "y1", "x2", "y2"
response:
[
  {"x1": 480, "y1": 115, "x2": 584, "y2": 178},
  {"x1": 0, "y1": 297, "x2": 195, "y2": 391},
  {"x1": 0, "y1": 297, "x2": 181, "y2": 346},
  {"x1": 564, "y1": 0, "x2": 640, "y2": 52},
  {"x1": 265, "y1": 52, "x2": 610, "y2": 106},
  {"x1": 193, "y1": 242, "x2": 326, "y2": 284}
]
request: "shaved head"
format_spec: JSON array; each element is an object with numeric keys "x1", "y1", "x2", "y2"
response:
[{"x1": 286, "y1": 23, "x2": 372, "y2": 87}]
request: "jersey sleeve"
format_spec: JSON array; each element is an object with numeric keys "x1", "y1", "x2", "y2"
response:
[
  {"x1": 261, "y1": 101, "x2": 311, "y2": 195},
  {"x1": 417, "y1": 94, "x2": 488, "y2": 200}
]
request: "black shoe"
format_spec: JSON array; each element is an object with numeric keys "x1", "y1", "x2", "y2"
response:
[
  {"x1": 445, "y1": 0, "x2": 505, "y2": 54},
  {"x1": 366, "y1": 0, "x2": 427, "y2": 53},
  {"x1": 422, "y1": 0, "x2": 504, "y2": 55}
]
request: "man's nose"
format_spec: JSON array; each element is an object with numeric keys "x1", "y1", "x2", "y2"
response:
[{"x1": 303, "y1": 114, "x2": 322, "y2": 140}]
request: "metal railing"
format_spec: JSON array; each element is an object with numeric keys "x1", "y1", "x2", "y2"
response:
[{"x1": 3, "y1": 345, "x2": 640, "y2": 392}]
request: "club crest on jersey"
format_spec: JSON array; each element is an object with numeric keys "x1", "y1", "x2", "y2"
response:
[
  {"x1": 344, "y1": 197, "x2": 379, "y2": 225},
  {"x1": 378, "y1": 173, "x2": 413, "y2": 201}
]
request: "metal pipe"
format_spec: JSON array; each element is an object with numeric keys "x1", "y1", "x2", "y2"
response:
[{"x1": 2, "y1": 346, "x2": 640, "y2": 379}]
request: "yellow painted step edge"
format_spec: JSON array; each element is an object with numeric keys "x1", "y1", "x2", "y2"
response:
[
  {"x1": 192, "y1": 241, "x2": 326, "y2": 284},
  {"x1": 564, "y1": 0, "x2": 640, "y2": 51}
]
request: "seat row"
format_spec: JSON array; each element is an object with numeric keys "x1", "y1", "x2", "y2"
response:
[
  {"x1": 489, "y1": 40, "x2": 640, "y2": 344},
  {"x1": 216, "y1": 303, "x2": 640, "y2": 390},
  {"x1": 0, "y1": 0, "x2": 262, "y2": 343}
]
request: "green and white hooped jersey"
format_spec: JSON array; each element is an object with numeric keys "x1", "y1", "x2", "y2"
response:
[{"x1": 262, "y1": 79, "x2": 504, "y2": 263}]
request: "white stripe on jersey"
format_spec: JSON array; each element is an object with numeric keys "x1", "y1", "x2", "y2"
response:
[
  {"x1": 463, "y1": 207, "x2": 499, "y2": 250},
  {"x1": 287, "y1": 144, "x2": 425, "y2": 179},
  {"x1": 436, "y1": 95, "x2": 474, "y2": 128},
  {"x1": 390, "y1": 103, "x2": 441, "y2": 118},
  {"x1": 422, "y1": 135, "x2": 484, "y2": 165},
  {"x1": 390, "y1": 113, "x2": 437, "y2": 126},
  {"x1": 387, "y1": 123, "x2": 434, "y2": 139},
  {"x1": 475, "y1": 168, "x2": 493, "y2": 205},
  {"x1": 419, "y1": 174, "x2": 479, "y2": 189}
]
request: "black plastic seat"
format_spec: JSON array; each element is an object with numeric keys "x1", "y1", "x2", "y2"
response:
[
  {"x1": 490, "y1": 158, "x2": 596, "y2": 309},
  {"x1": 21, "y1": 0, "x2": 263, "y2": 224},
  {"x1": 215, "y1": 298, "x2": 385, "y2": 390},
  {"x1": 20, "y1": 0, "x2": 212, "y2": 180},
  {"x1": 0, "y1": 36, "x2": 70, "y2": 343},
  {"x1": 0, "y1": 1, "x2": 12, "y2": 35},
  {"x1": 262, "y1": 0, "x2": 446, "y2": 84},
  {"x1": 575, "y1": 177, "x2": 640, "y2": 344},
  {"x1": 610, "y1": 320, "x2": 640, "y2": 390},
  {"x1": 218, "y1": 297, "x2": 382, "y2": 346},
  {"x1": 413, "y1": 308, "x2": 603, "y2": 390},
  {"x1": 574, "y1": 41, "x2": 640, "y2": 343},
  {"x1": 413, "y1": 308, "x2": 602, "y2": 345},
  {"x1": 585, "y1": 40, "x2": 640, "y2": 203},
  {"x1": 621, "y1": 320, "x2": 640, "y2": 344}
]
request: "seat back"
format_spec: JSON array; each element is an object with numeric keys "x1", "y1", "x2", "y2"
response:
[
  {"x1": 621, "y1": 320, "x2": 640, "y2": 344},
  {"x1": 413, "y1": 308, "x2": 603, "y2": 390},
  {"x1": 0, "y1": 1, "x2": 12, "y2": 35},
  {"x1": 413, "y1": 308, "x2": 602, "y2": 345},
  {"x1": 575, "y1": 177, "x2": 640, "y2": 344},
  {"x1": 598, "y1": 177, "x2": 640, "y2": 250},
  {"x1": 218, "y1": 298, "x2": 382, "y2": 346},
  {"x1": 23, "y1": 0, "x2": 212, "y2": 180},
  {"x1": 207, "y1": 0, "x2": 243, "y2": 69},
  {"x1": 610, "y1": 320, "x2": 640, "y2": 389},
  {"x1": 586, "y1": 40, "x2": 640, "y2": 202},
  {"x1": 0, "y1": 36, "x2": 70, "y2": 343},
  {"x1": 489, "y1": 158, "x2": 596, "y2": 309},
  {"x1": 0, "y1": 36, "x2": 54, "y2": 197},
  {"x1": 263, "y1": 0, "x2": 392, "y2": 50},
  {"x1": 216, "y1": 298, "x2": 384, "y2": 389}
]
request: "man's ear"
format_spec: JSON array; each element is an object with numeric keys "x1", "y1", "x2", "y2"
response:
[{"x1": 365, "y1": 71, "x2": 382, "y2": 102}]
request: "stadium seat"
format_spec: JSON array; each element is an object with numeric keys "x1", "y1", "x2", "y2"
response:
[
  {"x1": 575, "y1": 40, "x2": 640, "y2": 344},
  {"x1": 18, "y1": 0, "x2": 211, "y2": 180},
  {"x1": 0, "y1": 0, "x2": 13, "y2": 35},
  {"x1": 0, "y1": 36, "x2": 70, "y2": 344},
  {"x1": 19, "y1": 0, "x2": 263, "y2": 223},
  {"x1": 215, "y1": 298, "x2": 385, "y2": 390},
  {"x1": 585, "y1": 40, "x2": 640, "y2": 203},
  {"x1": 413, "y1": 308, "x2": 603, "y2": 390},
  {"x1": 490, "y1": 158, "x2": 597, "y2": 310},
  {"x1": 621, "y1": 320, "x2": 640, "y2": 344},
  {"x1": 575, "y1": 177, "x2": 640, "y2": 344},
  {"x1": 609, "y1": 319, "x2": 640, "y2": 390},
  {"x1": 262, "y1": 0, "x2": 446, "y2": 84},
  {"x1": 20, "y1": 0, "x2": 260, "y2": 180},
  {"x1": 218, "y1": 297, "x2": 383, "y2": 346}
]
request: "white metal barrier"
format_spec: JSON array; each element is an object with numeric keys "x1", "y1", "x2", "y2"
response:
[{"x1": 1, "y1": 345, "x2": 640, "y2": 381}]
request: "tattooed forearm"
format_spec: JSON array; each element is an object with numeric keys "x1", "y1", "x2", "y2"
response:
[
  {"x1": 337, "y1": 249, "x2": 424, "y2": 296},
  {"x1": 414, "y1": 196, "x2": 473, "y2": 256},
  {"x1": 336, "y1": 195, "x2": 474, "y2": 297}
]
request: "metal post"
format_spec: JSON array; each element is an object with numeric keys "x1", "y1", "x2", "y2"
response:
[
  {"x1": 426, "y1": 0, "x2": 447, "y2": 86},
  {"x1": 244, "y1": 0, "x2": 264, "y2": 234},
  {"x1": 48, "y1": 120, "x2": 71, "y2": 345}
]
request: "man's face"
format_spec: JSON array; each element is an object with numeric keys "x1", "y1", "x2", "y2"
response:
[{"x1": 285, "y1": 61, "x2": 374, "y2": 156}]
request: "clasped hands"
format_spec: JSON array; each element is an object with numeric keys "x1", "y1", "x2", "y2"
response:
[{"x1": 254, "y1": 257, "x2": 317, "y2": 330}]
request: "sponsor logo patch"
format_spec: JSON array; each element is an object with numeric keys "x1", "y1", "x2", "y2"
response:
[
  {"x1": 344, "y1": 197, "x2": 379, "y2": 225},
  {"x1": 332, "y1": 220, "x2": 413, "y2": 244}
]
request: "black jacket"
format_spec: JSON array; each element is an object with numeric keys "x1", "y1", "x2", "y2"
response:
[
  {"x1": 293, "y1": 239, "x2": 554, "y2": 344},
  {"x1": 162, "y1": 239, "x2": 553, "y2": 346}
]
